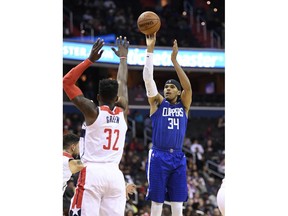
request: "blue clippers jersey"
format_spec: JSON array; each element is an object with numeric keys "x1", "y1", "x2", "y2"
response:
[{"x1": 151, "y1": 99, "x2": 188, "y2": 150}]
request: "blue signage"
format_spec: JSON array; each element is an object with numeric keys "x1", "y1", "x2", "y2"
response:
[{"x1": 63, "y1": 41, "x2": 225, "y2": 69}]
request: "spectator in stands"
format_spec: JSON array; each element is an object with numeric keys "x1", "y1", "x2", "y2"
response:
[
  {"x1": 82, "y1": 9, "x2": 94, "y2": 23},
  {"x1": 203, "y1": 138, "x2": 215, "y2": 158},
  {"x1": 126, "y1": 199, "x2": 138, "y2": 215},
  {"x1": 201, "y1": 164, "x2": 215, "y2": 184},
  {"x1": 190, "y1": 138, "x2": 204, "y2": 154},
  {"x1": 183, "y1": 204, "x2": 193, "y2": 216},
  {"x1": 191, "y1": 192, "x2": 205, "y2": 212},
  {"x1": 218, "y1": 115, "x2": 225, "y2": 128},
  {"x1": 137, "y1": 192, "x2": 151, "y2": 211},
  {"x1": 187, "y1": 175, "x2": 197, "y2": 199},
  {"x1": 125, "y1": 209, "x2": 134, "y2": 216},
  {"x1": 205, "y1": 178, "x2": 219, "y2": 198},
  {"x1": 103, "y1": 0, "x2": 116, "y2": 10},
  {"x1": 191, "y1": 141, "x2": 205, "y2": 170},
  {"x1": 191, "y1": 171, "x2": 207, "y2": 194},
  {"x1": 194, "y1": 148, "x2": 205, "y2": 170}
]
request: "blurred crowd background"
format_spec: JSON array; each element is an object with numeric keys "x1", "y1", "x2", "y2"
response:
[{"x1": 63, "y1": 0, "x2": 224, "y2": 49}]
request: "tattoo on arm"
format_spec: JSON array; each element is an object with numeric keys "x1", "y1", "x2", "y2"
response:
[{"x1": 76, "y1": 160, "x2": 83, "y2": 165}]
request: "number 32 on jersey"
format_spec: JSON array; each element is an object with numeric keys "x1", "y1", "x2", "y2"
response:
[{"x1": 103, "y1": 128, "x2": 119, "y2": 150}]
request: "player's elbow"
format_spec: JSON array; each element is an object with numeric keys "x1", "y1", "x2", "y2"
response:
[
  {"x1": 63, "y1": 76, "x2": 74, "y2": 94},
  {"x1": 63, "y1": 76, "x2": 70, "y2": 88},
  {"x1": 183, "y1": 85, "x2": 192, "y2": 95}
]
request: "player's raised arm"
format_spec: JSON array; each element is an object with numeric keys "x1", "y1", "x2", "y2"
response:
[
  {"x1": 112, "y1": 36, "x2": 129, "y2": 121},
  {"x1": 171, "y1": 39, "x2": 192, "y2": 113},
  {"x1": 143, "y1": 33, "x2": 163, "y2": 115},
  {"x1": 63, "y1": 38, "x2": 104, "y2": 125}
]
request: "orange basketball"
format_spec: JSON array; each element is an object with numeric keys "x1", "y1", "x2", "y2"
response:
[{"x1": 137, "y1": 11, "x2": 161, "y2": 35}]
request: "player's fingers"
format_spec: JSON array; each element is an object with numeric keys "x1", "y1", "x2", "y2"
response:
[
  {"x1": 94, "y1": 38, "x2": 100, "y2": 45},
  {"x1": 99, "y1": 50, "x2": 104, "y2": 56},
  {"x1": 123, "y1": 36, "x2": 127, "y2": 45},
  {"x1": 124, "y1": 40, "x2": 129, "y2": 49},
  {"x1": 97, "y1": 40, "x2": 104, "y2": 50},
  {"x1": 92, "y1": 38, "x2": 100, "y2": 50},
  {"x1": 116, "y1": 37, "x2": 120, "y2": 46},
  {"x1": 150, "y1": 34, "x2": 154, "y2": 38}
]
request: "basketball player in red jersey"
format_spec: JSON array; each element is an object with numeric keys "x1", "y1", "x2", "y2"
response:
[
  {"x1": 63, "y1": 36, "x2": 130, "y2": 216},
  {"x1": 63, "y1": 133, "x2": 85, "y2": 194}
]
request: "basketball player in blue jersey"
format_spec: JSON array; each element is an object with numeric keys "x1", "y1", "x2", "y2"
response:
[{"x1": 142, "y1": 33, "x2": 192, "y2": 216}]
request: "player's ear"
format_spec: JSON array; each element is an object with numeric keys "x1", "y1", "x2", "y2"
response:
[
  {"x1": 177, "y1": 90, "x2": 181, "y2": 96},
  {"x1": 71, "y1": 144, "x2": 75, "y2": 152},
  {"x1": 115, "y1": 96, "x2": 119, "y2": 102}
]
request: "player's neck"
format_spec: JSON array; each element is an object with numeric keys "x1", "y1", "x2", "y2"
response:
[
  {"x1": 167, "y1": 98, "x2": 178, "y2": 104},
  {"x1": 102, "y1": 103, "x2": 115, "y2": 111}
]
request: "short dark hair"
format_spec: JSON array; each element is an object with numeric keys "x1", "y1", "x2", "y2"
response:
[
  {"x1": 63, "y1": 133, "x2": 79, "y2": 150},
  {"x1": 99, "y1": 79, "x2": 118, "y2": 101}
]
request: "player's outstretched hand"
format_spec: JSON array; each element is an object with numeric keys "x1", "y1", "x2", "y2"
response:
[
  {"x1": 88, "y1": 38, "x2": 105, "y2": 62},
  {"x1": 126, "y1": 183, "x2": 136, "y2": 200},
  {"x1": 171, "y1": 39, "x2": 179, "y2": 62},
  {"x1": 145, "y1": 32, "x2": 156, "y2": 52},
  {"x1": 111, "y1": 36, "x2": 129, "y2": 58}
]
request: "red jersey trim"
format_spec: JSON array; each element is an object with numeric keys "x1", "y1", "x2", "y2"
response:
[
  {"x1": 100, "y1": 105, "x2": 122, "y2": 115},
  {"x1": 71, "y1": 167, "x2": 87, "y2": 209},
  {"x1": 63, "y1": 152, "x2": 73, "y2": 159}
]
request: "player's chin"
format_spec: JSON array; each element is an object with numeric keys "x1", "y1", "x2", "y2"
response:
[{"x1": 165, "y1": 95, "x2": 173, "y2": 100}]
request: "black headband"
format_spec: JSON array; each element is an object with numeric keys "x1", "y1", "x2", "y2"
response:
[{"x1": 165, "y1": 79, "x2": 181, "y2": 91}]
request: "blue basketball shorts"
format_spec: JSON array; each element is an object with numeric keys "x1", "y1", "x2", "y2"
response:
[{"x1": 145, "y1": 148, "x2": 188, "y2": 203}]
